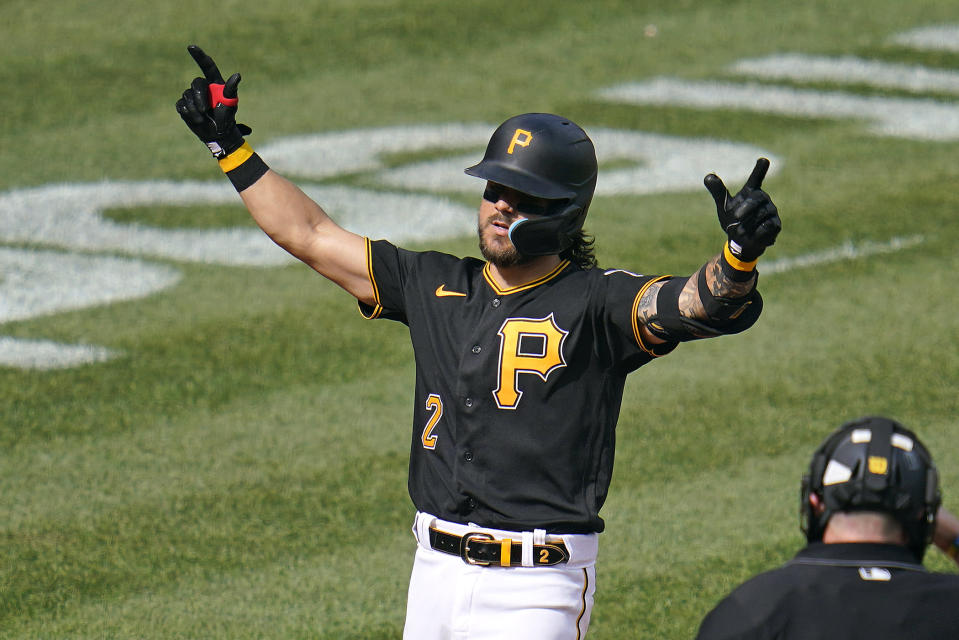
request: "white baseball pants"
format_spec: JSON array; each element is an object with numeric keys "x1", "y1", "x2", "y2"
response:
[{"x1": 403, "y1": 512, "x2": 598, "y2": 640}]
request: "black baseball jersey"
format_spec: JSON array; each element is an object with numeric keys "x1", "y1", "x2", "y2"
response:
[
  {"x1": 696, "y1": 542, "x2": 959, "y2": 640},
  {"x1": 359, "y1": 239, "x2": 678, "y2": 534}
]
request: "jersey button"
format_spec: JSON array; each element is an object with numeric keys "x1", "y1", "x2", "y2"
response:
[
  {"x1": 464, "y1": 451, "x2": 473, "y2": 462},
  {"x1": 465, "y1": 397, "x2": 473, "y2": 407},
  {"x1": 471, "y1": 345, "x2": 481, "y2": 354},
  {"x1": 491, "y1": 298, "x2": 501, "y2": 308},
  {"x1": 467, "y1": 497, "x2": 477, "y2": 510}
]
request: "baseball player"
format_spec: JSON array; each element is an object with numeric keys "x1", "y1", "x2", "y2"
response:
[
  {"x1": 696, "y1": 416, "x2": 959, "y2": 639},
  {"x1": 176, "y1": 45, "x2": 781, "y2": 639}
]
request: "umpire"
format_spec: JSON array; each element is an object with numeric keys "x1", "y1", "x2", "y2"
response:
[{"x1": 696, "y1": 416, "x2": 959, "y2": 640}]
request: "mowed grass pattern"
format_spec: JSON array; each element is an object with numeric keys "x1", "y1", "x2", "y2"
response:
[{"x1": 2, "y1": 0, "x2": 959, "y2": 637}]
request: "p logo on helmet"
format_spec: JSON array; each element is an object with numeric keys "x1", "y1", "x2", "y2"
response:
[{"x1": 507, "y1": 129, "x2": 533, "y2": 154}]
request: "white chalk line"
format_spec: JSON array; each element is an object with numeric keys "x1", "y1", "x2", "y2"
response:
[
  {"x1": 0, "y1": 337, "x2": 117, "y2": 370},
  {"x1": 761, "y1": 235, "x2": 925, "y2": 275},
  {"x1": 731, "y1": 54, "x2": 959, "y2": 96},
  {"x1": 890, "y1": 25, "x2": 959, "y2": 52},
  {"x1": 596, "y1": 78, "x2": 959, "y2": 141}
]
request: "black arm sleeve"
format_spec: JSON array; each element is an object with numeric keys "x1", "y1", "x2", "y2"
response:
[{"x1": 646, "y1": 270, "x2": 762, "y2": 342}]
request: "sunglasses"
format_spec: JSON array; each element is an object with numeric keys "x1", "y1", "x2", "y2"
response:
[{"x1": 483, "y1": 184, "x2": 555, "y2": 217}]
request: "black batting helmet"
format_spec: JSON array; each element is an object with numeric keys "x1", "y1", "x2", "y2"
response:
[
  {"x1": 800, "y1": 416, "x2": 941, "y2": 560},
  {"x1": 465, "y1": 113, "x2": 597, "y2": 256}
]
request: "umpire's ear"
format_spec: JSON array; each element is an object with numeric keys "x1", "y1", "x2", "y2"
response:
[{"x1": 808, "y1": 492, "x2": 825, "y2": 515}]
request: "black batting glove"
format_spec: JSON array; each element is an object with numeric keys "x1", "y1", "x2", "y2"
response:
[
  {"x1": 175, "y1": 45, "x2": 252, "y2": 159},
  {"x1": 704, "y1": 158, "x2": 782, "y2": 262}
]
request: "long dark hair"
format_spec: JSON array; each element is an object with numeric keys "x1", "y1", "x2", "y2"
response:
[{"x1": 560, "y1": 229, "x2": 597, "y2": 270}]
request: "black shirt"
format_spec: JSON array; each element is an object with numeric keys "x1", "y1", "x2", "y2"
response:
[
  {"x1": 696, "y1": 542, "x2": 959, "y2": 639},
  {"x1": 359, "y1": 239, "x2": 678, "y2": 533}
]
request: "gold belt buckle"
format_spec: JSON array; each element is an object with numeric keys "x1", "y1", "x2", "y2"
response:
[{"x1": 459, "y1": 532, "x2": 494, "y2": 566}]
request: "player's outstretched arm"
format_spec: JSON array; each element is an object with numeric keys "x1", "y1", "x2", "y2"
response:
[
  {"x1": 175, "y1": 45, "x2": 374, "y2": 304},
  {"x1": 636, "y1": 158, "x2": 781, "y2": 344},
  {"x1": 236, "y1": 171, "x2": 373, "y2": 302}
]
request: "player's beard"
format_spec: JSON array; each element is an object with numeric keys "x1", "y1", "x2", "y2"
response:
[{"x1": 477, "y1": 218, "x2": 533, "y2": 268}]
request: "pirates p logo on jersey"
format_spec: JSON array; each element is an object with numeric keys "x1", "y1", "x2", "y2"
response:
[{"x1": 493, "y1": 314, "x2": 568, "y2": 409}]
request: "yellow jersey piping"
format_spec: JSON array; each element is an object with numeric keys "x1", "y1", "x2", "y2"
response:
[
  {"x1": 359, "y1": 237, "x2": 384, "y2": 319},
  {"x1": 482, "y1": 260, "x2": 570, "y2": 295},
  {"x1": 631, "y1": 275, "x2": 670, "y2": 356}
]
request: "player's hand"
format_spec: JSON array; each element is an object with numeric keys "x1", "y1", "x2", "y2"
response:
[
  {"x1": 175, "y1": 45, "x2": 252, "y2": 159},
  {"x1": 704, "y1": 158, "x2": 781, "y2": 261}
]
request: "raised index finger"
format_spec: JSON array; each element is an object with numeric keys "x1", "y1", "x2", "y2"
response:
[
  {"x1": 745, "y1": 157, "x2": 770, "y2": 190},
  {"x1": 188, "y1": 44, "x2": 225, "y2": 84}
]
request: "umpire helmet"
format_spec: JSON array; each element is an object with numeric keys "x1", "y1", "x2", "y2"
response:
[
  {"x1": 800, "y1": 416, "x2": 941, "y2": 561},
  {"x1": 465, "y1": 113, "x2": 598, "y2": 256}
]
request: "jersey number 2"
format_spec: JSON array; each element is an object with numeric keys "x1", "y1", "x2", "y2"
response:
[{"x1": 421, "y1": 393, "x2": 443, "y2": 450}]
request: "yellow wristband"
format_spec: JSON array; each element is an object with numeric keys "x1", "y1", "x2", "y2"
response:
[
  {"x1": 218, "y1": 142, "x2": 255, "y2": 173},
  {"x1": 723, "y1": 241, "x2": 758, "y2": 272}
]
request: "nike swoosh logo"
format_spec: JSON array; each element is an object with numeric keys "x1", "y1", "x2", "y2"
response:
[{"x1": 435, "y1": 284, "x2": 467, "y2": 298}]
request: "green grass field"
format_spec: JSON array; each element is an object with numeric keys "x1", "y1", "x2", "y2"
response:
[{"x1": 2, "y1": 0, "x2": 959, "y2": 637}]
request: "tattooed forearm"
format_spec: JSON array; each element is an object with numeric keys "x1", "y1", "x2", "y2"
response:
[
  {"x1": 634, "y1": 254, "x2": 762, "y2": 343},
  {"x1": 678, "y1": 270, "x2": 703, "y2": 318},
  {"x1": 704, "y1": 254, "x2": 756, "y2": 298},
  {"x1": 680, "y1": 254, "x2": 756, "y2": 321}
]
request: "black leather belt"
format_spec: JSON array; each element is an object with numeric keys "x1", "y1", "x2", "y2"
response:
[{"x1": 428, "y1": 526, "x2": 570, "y2": 567}]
